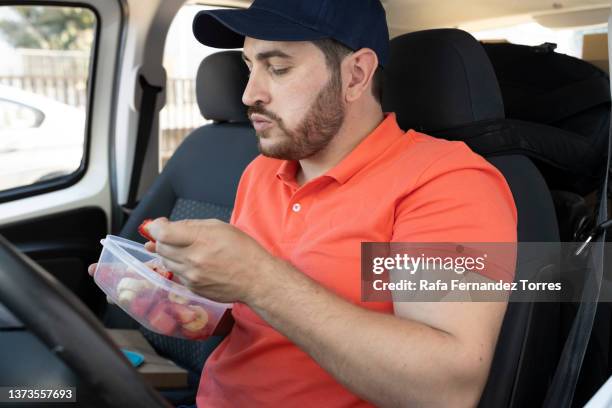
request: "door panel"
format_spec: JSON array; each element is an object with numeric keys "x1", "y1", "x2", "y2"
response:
[{"x1": 0, "y1": 207, "x2": 108, "y2": 315}]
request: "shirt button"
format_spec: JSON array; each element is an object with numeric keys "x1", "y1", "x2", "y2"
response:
[{"x1": 292, "y1": 203, "x2": 302, "y2": 213}]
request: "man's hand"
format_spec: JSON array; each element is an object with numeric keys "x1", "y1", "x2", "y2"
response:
[{"x1": 144, "y1": 217, "x2": 278, "y2": 304}]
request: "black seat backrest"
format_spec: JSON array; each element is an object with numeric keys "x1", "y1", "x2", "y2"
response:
[
  {"x1": 383, "y1": 29, "x2": 561, "y2": 408},
  {"x1": 482, "y1": 42, "x2": 610, "y2": 195},
  {"x1": 106, "y1": 51, "x2": 259, "y2": 377}
]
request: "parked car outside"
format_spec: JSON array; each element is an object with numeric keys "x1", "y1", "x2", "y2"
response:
[{"x1": 0, "y1": 84, "x2": 85, "y2": 191}]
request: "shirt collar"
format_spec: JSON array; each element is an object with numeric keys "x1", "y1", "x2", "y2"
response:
[
  {"x1": 276, "y1": 159, "x2": 300, "y2": 185},
  {"x1": 276, "y1": 113, "x2": 405, "y2": 186}
]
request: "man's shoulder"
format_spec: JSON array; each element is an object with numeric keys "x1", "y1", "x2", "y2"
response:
[
  {"x1": 392, "y1": 131, "x2": 517, "y2": 242},
  {"x1": 390, "y1": 130, "x2": 497, "y2": 186},
  {"x1": 404, "y1": 130, "x2": 484, "y2": 164}
]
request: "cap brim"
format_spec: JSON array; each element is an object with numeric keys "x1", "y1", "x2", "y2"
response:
[{"x1": 193, "y1": 8, "x2": 328, "y2": 49}]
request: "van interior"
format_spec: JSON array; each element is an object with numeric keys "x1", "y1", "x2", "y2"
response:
[{"x1": 0, "y1": 0, "x2": 611, "y2": 407}]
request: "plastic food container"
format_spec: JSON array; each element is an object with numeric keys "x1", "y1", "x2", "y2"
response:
[{"x1": 94, "y1": 235, "x2": 233, "y2": 340}]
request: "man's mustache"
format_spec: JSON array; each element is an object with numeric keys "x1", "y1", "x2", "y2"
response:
[{"x1": 247, "y1": 105, "x2": 282, "y2": 123}]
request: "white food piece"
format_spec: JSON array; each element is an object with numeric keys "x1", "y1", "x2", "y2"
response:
[
  {"x1": 117, "y1": 277, "x2": 152, "y2": 293},
  {"x1": 118, "y1": 289, "x2": 137, "y2": 306},
  {"x1": 182, "y1": 305, "x2": 208, "y2": 331}
]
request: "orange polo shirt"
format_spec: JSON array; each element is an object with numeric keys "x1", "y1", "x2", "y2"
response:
[{"x1": 196, "y1": 113, "x2": 517, "y2": 407}]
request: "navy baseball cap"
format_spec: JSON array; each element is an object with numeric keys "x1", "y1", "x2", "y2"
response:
[{"x1": 193, "y1": 0, "x2": 390, "y2": 67}]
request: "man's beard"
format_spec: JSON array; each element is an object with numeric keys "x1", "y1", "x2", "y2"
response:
[{"x1": 247, "y1": 69, "x2": 345, "y2": 161}]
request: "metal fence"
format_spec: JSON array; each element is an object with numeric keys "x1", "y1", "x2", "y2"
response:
[
  {"x1": 159, "y1": 77, "x2": 209, "y2": 167},
  {"x1": 0, "y1": 75, "x2": 88, "y2": 108}
]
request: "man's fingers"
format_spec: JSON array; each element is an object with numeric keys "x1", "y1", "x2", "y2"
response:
[
  {"x1": 88, "y1": 263, "x2": 97, "y2": 276},
  {"x1": 160, "y1": 257, "x2": 184, "y2": 277},
  {"x1": 154, "y1": 241, "x2": 188, "y2": 264},
  {"x1": 148, "y1": 218, "x2": 201, "y2": 247},
  {"x1": 144, "y1": 241, "x2": 156, "y2": 253}
]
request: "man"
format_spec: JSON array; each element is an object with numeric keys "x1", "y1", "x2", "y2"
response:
[{"x1": 95, "y1": 0, "x2": 517, "y2": 406}]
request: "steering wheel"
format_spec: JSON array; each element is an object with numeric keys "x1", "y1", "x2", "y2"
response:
[{"x1": 0, "y1": 234, "x2": 172, "y2": 408}]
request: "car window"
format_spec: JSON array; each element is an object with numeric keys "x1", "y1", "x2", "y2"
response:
[
  {"x1": 0, "y1": 98, "x2": 43, "y2": 129},
  {"x1": 0, "y1": 5, "x2": 95, "y2": 193},
  {"x1": 159, "y1": 4, "x2": 234, "y2": 171}
]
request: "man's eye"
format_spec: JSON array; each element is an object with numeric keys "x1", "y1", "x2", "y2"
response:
[{"x1": 269, "y1": 67, "x2": 290, "y2": 76}]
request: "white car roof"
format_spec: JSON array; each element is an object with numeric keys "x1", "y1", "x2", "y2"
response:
[{"x1": 0, "y1": 84, "x2": 83, "y2": 117}]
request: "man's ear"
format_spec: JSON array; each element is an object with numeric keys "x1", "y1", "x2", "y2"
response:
[{"x1": 343, "y1": 48, "x2": 379, "y2": 103}]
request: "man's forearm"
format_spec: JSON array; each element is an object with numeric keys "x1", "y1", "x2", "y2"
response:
[{"x1": 246, "y1": 259, "x2": 490, "y2": 408}]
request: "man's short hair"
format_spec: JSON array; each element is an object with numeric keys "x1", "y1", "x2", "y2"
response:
[{"x1": 312, "y1": 38, "x2": 384, "y2": 105}]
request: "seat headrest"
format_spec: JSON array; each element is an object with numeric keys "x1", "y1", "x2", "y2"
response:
[
  {"x1": 383, "y1": 29, "x2": 504, "y2": 132},
  {"x1": 196, "y1": 50, "x2": 249, "y2": 123}
]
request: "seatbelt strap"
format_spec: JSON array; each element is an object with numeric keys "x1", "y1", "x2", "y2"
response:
[
  {"x1": 125, "y1": 75, "x2": 163, "y2": 212},
  {"x1": 542, "y1": 14, "x2": 612, "y2": 406}
]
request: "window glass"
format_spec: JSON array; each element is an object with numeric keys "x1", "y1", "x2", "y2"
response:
[
  {"x1": 0, "y1": 5, "x2": 95, "y2": 192},
  {"x1": 160, "y1": 4, "x2": 234, "y2": 170}
]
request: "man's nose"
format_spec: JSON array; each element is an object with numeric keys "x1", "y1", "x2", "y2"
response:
[{"x1": 242, "y1": 70, "x2": 270, "y2": 107}]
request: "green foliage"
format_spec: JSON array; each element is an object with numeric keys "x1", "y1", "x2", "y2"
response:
[{"x1": 0, "y1": 6, "x2": 95, "y2": 50}]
